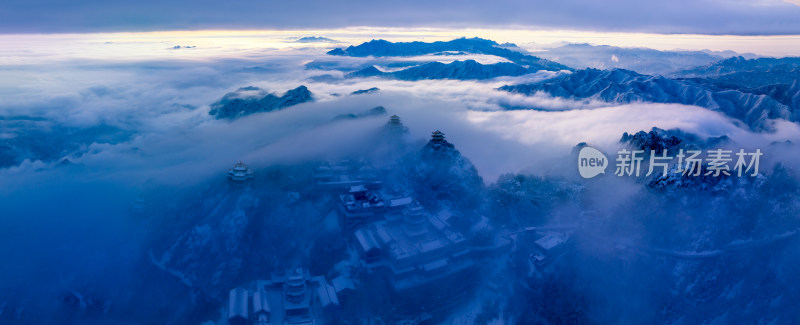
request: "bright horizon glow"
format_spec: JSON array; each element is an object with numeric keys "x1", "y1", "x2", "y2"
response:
[{"x1": 1, "y1": 27, "x2": 799, "y2": 64}]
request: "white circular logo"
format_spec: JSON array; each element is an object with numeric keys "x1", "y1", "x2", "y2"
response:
[{"x1": 578, "y1": 146, "x2": 608, "y2": 179}]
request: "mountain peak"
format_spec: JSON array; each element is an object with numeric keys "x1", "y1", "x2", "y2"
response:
[
  {"x1": 422, "y1": 130, "x2": 456, "y2": 153},
  {"x1": 326, "y1": 48, "x2": 346, "y2": 56},
  {"x1": 282, "y1": 85, "x2": 311, "y2": 102},
  {"x1": 209, "y1": 85, "x2": 313, "y2": 120},
  {"x1": 345, "y1": 66, "x2": 384, "y2": 78},
  {"x1": 412, "y1": 129, "x2": 484, "y2": 210}
]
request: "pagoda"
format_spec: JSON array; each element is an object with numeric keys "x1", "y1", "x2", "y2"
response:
[
  {"x1": 422, "y1": 129, "x2": 456, "y2": 153},
  {"x1": 431, "y1": 130, "x2": 446, "y2": 143},
  {"x1": 388, "y1": 115, "x2": 402, "y2": 127},
  {"x1": 227, "y1": 161, "x2": 254, "y2": 181},
  {"x1": 382, "y1": 114, "x2": 409, "y2": 136}
]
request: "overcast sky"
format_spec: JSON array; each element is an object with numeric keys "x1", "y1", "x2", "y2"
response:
[{"x1": 2, "y1": 0, "x2": 800, "y2": 35}]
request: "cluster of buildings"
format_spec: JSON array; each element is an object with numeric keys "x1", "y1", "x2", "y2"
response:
[
  {"x1": 311, "y1": 132, "x2": 488, "y2": 317},
  {"x1": 216, "y1": 118, "x2": 573, "y2": 323},
  {"x1": 346, "y1": 186, "x2": 480, "y2": 315},
  {"x1": 312, "y1": 161, "x2": 382, "y2": 193}
]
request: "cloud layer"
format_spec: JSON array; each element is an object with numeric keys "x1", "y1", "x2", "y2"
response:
[{"x1": 4, "y1": 40, "x2": 800, "y2": 186}]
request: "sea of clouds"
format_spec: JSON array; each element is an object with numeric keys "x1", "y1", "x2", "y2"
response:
[{"x1": 2, "y1": 33, "x2": 800, "y2": 322}]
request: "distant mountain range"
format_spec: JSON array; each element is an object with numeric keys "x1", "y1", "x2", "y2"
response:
[
  {"x1": 500, "y1": 68, "x2": 798, "y2": 130},
  {"x1": 345, "y1": 60, "x2": 534, "y2": 81},
  {"x1": 294, "y1": 36, "x2": 341, "y2": 43},
  {"x1": 678, "y1": 56, "x2": 800, "y2": 113},
  {"x1": 209, "y1": 86, "x2": 313, "y2": 120},
  {"x1": 675, "y1": 56, "x2": 800, "y2": 78},
  {"x1": 535, "y1": 43, "x2": 751, "y2": 76},
  {"x1": 675, "y1": 56, "x2": 800, "y2": 88},
  {"x1": 328, "y1": 37, "x2": 571, "y2": 72}
]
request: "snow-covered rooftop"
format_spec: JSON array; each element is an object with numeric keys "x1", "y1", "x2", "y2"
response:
[{"x1": 535, "y1": 233, "x2": 570, "y2": 251}]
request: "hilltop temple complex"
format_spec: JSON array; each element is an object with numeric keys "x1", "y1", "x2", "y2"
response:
[{"x1": 216, "y1": 115, "x2": 568, "y2": 324}]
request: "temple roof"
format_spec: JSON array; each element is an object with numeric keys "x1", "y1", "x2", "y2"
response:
[{"x1": 431, "y1": 130, "x2": 446, "y2": 143}]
